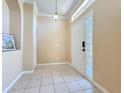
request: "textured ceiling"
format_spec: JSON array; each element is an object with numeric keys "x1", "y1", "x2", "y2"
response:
[
  {"x1": 36, "y1": 0, "x2": 79, "y2": 17},
  {"x1": 23, "y1": 0, "x2": 81, "y2": 18}
]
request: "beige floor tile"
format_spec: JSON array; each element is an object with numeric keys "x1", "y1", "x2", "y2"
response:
[
  {"x1": 51, "y1": 68, "x2": 60, "y2": 72},
  {"x1": 60, "y1": 71, "x2": 69, "y2": 75},
  {"x1": 41, "y1": 77, "x2": 53, "y2": 86},
  {"x1": 33, "y1": 70, "x2": 42, "y2": 75},
  {"x1": 67, "y1": 81, "x2": 82, "y2": 92},
  {"x1": 31, "y1": 74, "x2": 42, "y2": 80},
  {"x1": 35, "y1": 66, "x2": 44, "y2": 71},
  {"x1": 71, "y1": 74, "x2": 86, "y2": 81},
  {"x1": 75, "y1": 91, "x2": 86, "y2": 93},
  {"x1": 27, "y1": 79, "x2": 41, "y2": 88},
  {"x1": 67, "y1": 70, "x2": 78, "y2": 74},
  {"x1": 43, "y1": 69, "x2": 52, "y2": 73},
  {"x1": 85, "y1": 88, "x2": 103, "y2": 93},
  {"x1": 24, "y1": 87, "x2": 40, "y2": 93},
  {"x1": 40, "y1": 85, "x2": 54, "y2": 93},
  {"x1": 53, "y1": 75, "x2": 64, "y2": 84},
  {"x1": 63, "y1": 74, "x2": 75, "y2": 82},
  {"x1": 8, "y1": 90, "x2": 24, "y2": 93},
  {"x1": 19, "y1": 74, "x2": 33, "y2": 81},
  {"x1": 42, "y1": 72, "x2": 52, "y2": 78},
  {"x1": 10, "y1": 81, "x2": 29, "y2": 91},
  {"x1": 54, "y1": 83, "x2": 69, "y2": 93},
  {"x1": 52, "y1": 72, "x2": 61, "y2": 76},
  {"x1": 77, "y1": 80, "x2": 94, "y2": 90},
  {"x1": 8, "y1": 64, "x2": 97, "y2": 93}
]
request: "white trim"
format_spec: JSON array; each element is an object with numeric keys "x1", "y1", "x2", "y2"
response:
[
  {"x1": 38, "y1": 13, "x2": 68, "y2": 19},
  {"x1": 23, "y1": 68, "x2": 35, "y2": 74},
  {"x1": 34, "y1": 2, "x2": 39, "y2": 15},
  {"x1": 3, "y1": 72, "x2": 23, "y2": 93},
  {"x1": 71, "y1": 0, "x2": 95, "y2": 22},
  {"x1": 67, "y1": 0, "x2": 85, "y2": 19},
  {"x1": 37, "y1": 62, "x2": 70, "y2": 66}
]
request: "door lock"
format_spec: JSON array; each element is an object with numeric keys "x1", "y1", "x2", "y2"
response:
[{"x1": 82, "y1": 41, "x2": 85, "y2": 52}]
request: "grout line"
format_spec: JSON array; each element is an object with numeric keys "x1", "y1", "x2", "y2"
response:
[
  {"x1": 23, "y1": 67, "x2": 42, "y2": 93},
  {"x1": 24, "y1": 74, "x2": 35, "y2": 93},
  {"x1": 59, "y1": 68, "x2": 72, "y2": 93},
  {"x1": 39, "y1": 70, "x2": 43, "y2": 93},
  {"x1": 51, "y1": 68, "x2": 56, "y2": 93},
  {"x1": 38, "y1": 68, "x2": 43, "y2": 93},
  {"x1": 69, "y1": 65, "x2": 95, "y2": 92}
]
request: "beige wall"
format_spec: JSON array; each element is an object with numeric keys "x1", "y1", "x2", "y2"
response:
[
  {"x1": 2, "y1": 0, "x2": 9, "y2": 34},
  {"x1": 2, "y1": 0, "x2": 23, "y2": 92},
  {"x1": 2, "y1": 51, "x2": 23, "y2": 91},
  {"x1": 93, "y1": 0, "x2": 121, "y2": 93},
  {"x1": 23, "y1": 3, "x2": 34, "y2": 71},
  {"x1": 37, "y1": 16, "x2": 68, "y2": 64},
  {"x1": 67, "y1": 20, "x2": 71, "y2": 63},
  {"x1": 18, "y1": 0, "x2": 24, "y2": 50},
  {"x1": 6, "y1": 0, "x2": 21, "y2": 50}
]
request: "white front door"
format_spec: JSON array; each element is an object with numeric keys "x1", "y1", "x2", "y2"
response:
[
  {"x1": 71, "y1": 19, "x2": 85, "y2": 75},
  {"x1": 71, "y1": 9, "x2": 93, "y2": 79}
]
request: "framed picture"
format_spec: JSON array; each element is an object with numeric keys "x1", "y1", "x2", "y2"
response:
[{"x1": 2, "y1": 33, "x2": 16, "y2": 51}]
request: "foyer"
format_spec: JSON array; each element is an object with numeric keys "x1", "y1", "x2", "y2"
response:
[{"x1": 2, "y1": 0, "x2": 121, "y2": 93}]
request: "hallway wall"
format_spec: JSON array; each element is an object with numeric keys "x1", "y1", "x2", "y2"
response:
[
  {"x1": 93, "y1": 0, "x2": 121, "y2": 93},
  {"x1": 37, "y1": 16, "x2": 68, "y2": 64},
  {"x1": 23, "y1": 2, "x2": 37, "y2": 71},
  {"x1": 6, "y1": 0, "x2": 21, "y2": 50},
  {"x1": 23, "y1": 3, "x2": 34, "y2": 71},
  {"x1": 2, "y1": 0, "x2": 23, "y2": 91},
  {"x1": 2, "y1": 0, "x2": 9, "y2": 34}
]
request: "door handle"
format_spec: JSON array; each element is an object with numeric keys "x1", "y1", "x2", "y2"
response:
[{"x1": 82, "y1": 41, "x2": 85, "y2": 52}]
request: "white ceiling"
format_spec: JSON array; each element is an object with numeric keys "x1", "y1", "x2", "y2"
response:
[
  {"x1": 23, "y1": 0, "x2": 83, "y2": 18},
  {"x1": 23, "y1": 0, "x2": 35, "y2": 4}
]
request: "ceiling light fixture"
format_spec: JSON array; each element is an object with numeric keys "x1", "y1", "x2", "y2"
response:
[{"x1": 54, "y1": 0, "x2": 58, "y2": 21}]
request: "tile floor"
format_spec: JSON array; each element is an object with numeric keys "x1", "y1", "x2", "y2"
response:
[{"x1": 8, "y1": 64, "x2": 103, "y2": 93}]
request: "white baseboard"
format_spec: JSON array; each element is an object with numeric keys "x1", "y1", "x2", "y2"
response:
[
  {"x1": 3, "y1": 72, "x2": 23, "y2": 93},
  {"x1": 23, "y1": 69, "x2": 35, "y2": 74},
  {"x1": 91, "y1": 80, "x2": 110, "y2": 93},
  {"x1": 37, "y1": 62, "x2": 70, "y2": 66},
  {"x1": 84, "y1": 75, "x2": 110, "y2": 93},
  {"x1": 70, "y1": 63, "x2": 110, "y2": 93}
]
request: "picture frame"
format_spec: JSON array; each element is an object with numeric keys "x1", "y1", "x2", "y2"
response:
[{"x1": 2, "y1": 33, "x2": 16, "y2": 51}]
